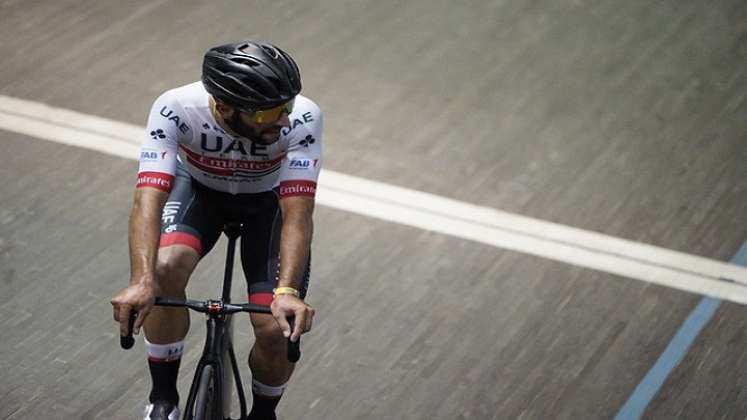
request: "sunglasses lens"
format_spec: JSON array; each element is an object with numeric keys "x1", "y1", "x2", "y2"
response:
[{"x1": 252, "y1": 99, "x2": 295, "y2": 124}]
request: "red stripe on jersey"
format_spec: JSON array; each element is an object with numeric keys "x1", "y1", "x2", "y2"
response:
[
  {"x1": 136, "y1": 172, "x2": 174, "y2": 192},
  {"x1": 279, "y1": 180, "x2": 317, "y2": 198},
  {"x1": 249, "y1": 293, "x2": 273, "y2": 306},
  {"x1": 185, "y1": 155, "x2": 234, "y2": 176},
  {"x1": 159, "y1": 232, "x2": 203, "y2": 255},
  {"x1": 180, "y1": 146, "x2": 284, "y2": 171}
]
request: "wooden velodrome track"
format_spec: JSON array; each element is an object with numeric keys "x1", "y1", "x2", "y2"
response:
[{"x1": 1, "y1": 1, "x2": 746, "y2": 419}]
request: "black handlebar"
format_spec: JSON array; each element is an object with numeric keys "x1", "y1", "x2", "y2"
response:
[
  {"x1": 120, "y1": 312, "x2": 136, "y2": 349},
  {"x1": 119, "y1": 298, "x2": 301, "y2": 362},
  {"x1": 286, "y1": 316, "x2": 301, "y2": 363},
  {"x1": 154, "y1": 297, "x2": 273, "y2": 314}
]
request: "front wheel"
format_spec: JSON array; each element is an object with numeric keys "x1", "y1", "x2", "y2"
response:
[{"x1": 193, "y1": 365, "x2": 216, "y2": 420}]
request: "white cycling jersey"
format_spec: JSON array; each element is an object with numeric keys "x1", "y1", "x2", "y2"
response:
[{"x1": 136, "y1": 81, "x2": 322, "y2": 197}]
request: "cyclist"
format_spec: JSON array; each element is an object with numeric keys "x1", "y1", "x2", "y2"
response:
[{"x1": 110, "y1": 41, "x2": 320, "y2": 420}]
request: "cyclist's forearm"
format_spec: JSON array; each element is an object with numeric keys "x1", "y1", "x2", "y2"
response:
[
  {"x1": 278, "y1": 209, "x2": 313, "y2": 290},
  {"x1": 128, "y1": 187, "x2": 168, "y2": 285}
]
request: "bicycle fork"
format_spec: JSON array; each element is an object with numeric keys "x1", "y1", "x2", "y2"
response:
[{"x1": 183, "y1": 312, "x2": 247, "y2": 419}]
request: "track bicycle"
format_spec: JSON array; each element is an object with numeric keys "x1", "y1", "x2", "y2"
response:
[{"x1": 120, "y1": 222, "x2": 301, "y2": 420}]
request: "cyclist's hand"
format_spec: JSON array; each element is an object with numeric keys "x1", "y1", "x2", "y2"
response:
[
  {"x1": 271, "y1": 295, "x2": 315, "y2": 343},
  {"x1": 110, "y1": 282, "x2": 157, "y2": 336}
]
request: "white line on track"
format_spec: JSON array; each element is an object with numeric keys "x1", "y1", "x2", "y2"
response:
[{"x1": 2, "y1": 94, "x2": 747, "y2": 304}]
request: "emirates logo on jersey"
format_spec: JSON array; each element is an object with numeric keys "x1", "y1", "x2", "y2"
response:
[
  {"x1": 136, "y1": 172, "x2": 174, "y2": 192},
  {"x1": 279, "y1": 180, "x2": 316, "y2": 198}
]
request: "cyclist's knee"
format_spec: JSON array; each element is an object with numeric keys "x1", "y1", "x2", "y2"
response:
[
  {"x1": 252, "y1": 315, "x2": 286, "y2": 351},
  {"x1": 155, "y1": 245, "x2": 199, "y2": 294}
]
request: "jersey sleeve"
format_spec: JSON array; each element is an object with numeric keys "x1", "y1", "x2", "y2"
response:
[
  {"x1": 276, "y1": 103, "x2": 323, "y2": 199},
  {"x1": 136, "y1": 91, "x2": 183, "y2": 192}
]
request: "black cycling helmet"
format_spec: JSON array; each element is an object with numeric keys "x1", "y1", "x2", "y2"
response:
[{"x1": 202, "y1": 41, "x2": 301, "y2": 111}]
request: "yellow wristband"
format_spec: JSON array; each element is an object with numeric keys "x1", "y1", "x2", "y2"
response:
[{"x1": 273, "y1": 287, "x2": 300, "y2": 298}]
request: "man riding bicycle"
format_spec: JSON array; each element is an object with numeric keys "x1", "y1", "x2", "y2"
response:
[{"x1": 110, "y1": 41, "x2": 320, "y2": 420}]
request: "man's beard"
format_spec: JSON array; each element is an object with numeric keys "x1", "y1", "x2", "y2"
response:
[{"x1": 226, "y1": 112, "x2": 280, "y2": 145}]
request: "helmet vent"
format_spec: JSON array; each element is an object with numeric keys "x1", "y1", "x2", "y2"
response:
[
  {"x1": 260, "y1": 44, "x2": 279, "y2": 58},
  {"x1": 233, "y1": 58, "x2": 259, "y2": 67}
]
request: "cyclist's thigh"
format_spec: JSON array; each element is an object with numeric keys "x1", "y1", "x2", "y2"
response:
[
  {"x1": 239, "y1": 192, "x2": 311, "y2": 309},
  {"x1": 157, "y1": 163, "x2": 223, "y2": 288}
]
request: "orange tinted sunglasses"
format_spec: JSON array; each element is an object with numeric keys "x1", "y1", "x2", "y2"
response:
[{"x1": 242, "y1": 99, "x2": 295, "y2": 124}]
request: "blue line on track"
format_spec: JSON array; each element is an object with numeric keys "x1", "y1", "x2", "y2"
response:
[{"x1": 614, "y1": 241, "x2": 747, "y2": 420}]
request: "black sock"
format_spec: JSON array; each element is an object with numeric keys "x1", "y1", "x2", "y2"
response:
[
  {"x1": 148, "y1": 359, "x2": 181, "y2": 405},
  {"x1": 247, "y1": 393, "x2": 281, "y2": 420}
]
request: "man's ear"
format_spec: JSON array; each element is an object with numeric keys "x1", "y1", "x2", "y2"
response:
[{"x1": 215, "y1": 100, "x2": 234, "y2": 118}]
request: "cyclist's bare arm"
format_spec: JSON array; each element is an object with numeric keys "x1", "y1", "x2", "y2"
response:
[
  {"x1": 278, "y1": 195, "x2": 314, "y2": 289},
  {"x1": 111, "y1": 187, "x2": 168, "y2": 336},
  {"x1": 272, "y1": 195, "x2": 316, "y2": 341},
  {"x1": 111, "y1": 90, "x2": 179, "y2": 336},
  {"x1": 129, "y1": 187, "x2": 169, "y2": 285}
]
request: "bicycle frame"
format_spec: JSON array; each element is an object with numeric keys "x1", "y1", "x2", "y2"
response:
[
  {"x1": 183, "y1": 223, "x2": 245, "y2": 420},
  {"x1": 182, "y1": 311, "x2": 238, "y2": 419}
]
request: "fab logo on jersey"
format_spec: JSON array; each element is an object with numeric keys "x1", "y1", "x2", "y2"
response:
[
  {"x1": 140, "y1": 149, "x2": 167, "y2": 161},
  {"x1": 288, "y1": 159, "x2": 318, "y2": 169}
]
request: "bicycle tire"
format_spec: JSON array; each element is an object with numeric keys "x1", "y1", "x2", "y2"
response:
[{"x1": 193, "y1": 365, "x2": 215, "y2": 420}]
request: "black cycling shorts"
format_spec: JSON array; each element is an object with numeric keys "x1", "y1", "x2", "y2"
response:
[{"x1": 158, "y1": 162, "x2": 310, "y2": 305}]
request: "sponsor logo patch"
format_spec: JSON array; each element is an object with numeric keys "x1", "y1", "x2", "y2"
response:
[
  {"x1": 141, "y1": 150, "x2": 159, "y2": 161},
  {"x1": 136, "y1": 172, "x2": 174, "y2": 192},
  {"x1": 299, "y1": 135, "x2": 316, "y2": 148},
  {"x1": 150, "y1": 129, "x2": 166, "y2": 140},
  {"x1": 288, "y1": 159, "x2": 317, "y2": 169},
  {"x1": 161, "y1": 201, "x2": 181, "y2": 225},
  {"x1": 281, "y1": 111, "x2": 315, "y2": 136},
  {"x1": 181, "y1": 146, "x2": 282, "y2": 178},
  {"x1": 200, "y1": 134, "x2": 268, "y2": 156},
  {"x1": 159, "y1": 106, "x2": 190, "y2": 134},
  {"x1": 279, "y1": 180, "x2": 317, "y2": 198}
]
